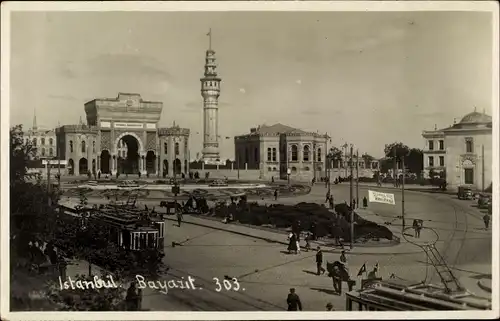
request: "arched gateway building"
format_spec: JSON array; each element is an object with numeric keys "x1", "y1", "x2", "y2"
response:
[{"x1": 55, "y1": 93, "x2": 190, "y2": 177}]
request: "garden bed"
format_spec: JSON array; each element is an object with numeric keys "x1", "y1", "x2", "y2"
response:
[{"x1": 208, "y1": 202, "x2": 394, "y2": 243}]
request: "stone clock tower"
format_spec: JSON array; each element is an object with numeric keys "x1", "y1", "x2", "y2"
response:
[{"x1": 200, "y1": 28, "x2": 221, "y2": 163}]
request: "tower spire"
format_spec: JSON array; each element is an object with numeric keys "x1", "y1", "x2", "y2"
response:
[
  {"x1": 32, "y1": 108, "x2": 37, "y2": 130},
  {"x1": 207, "y1": 28, "x2": 212, "y2": 51},
  {"x1": 201, "y1": 28, "x2": 221, "y2": 163}
]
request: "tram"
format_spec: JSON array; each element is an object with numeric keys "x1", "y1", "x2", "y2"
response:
[
  {"x1": 58, "y1": 200, "x2": 165, "y2": 251},
  {"x1": 346, "y1": 279, "x2": 492, "y2": 311}
]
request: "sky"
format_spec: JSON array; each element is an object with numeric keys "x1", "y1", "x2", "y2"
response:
[{"x1": 9, "y1": 11, "x2": 494, "y2": 159}]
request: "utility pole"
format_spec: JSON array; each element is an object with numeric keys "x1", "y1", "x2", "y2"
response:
[
  {"x1": 393, "y1": 146, "x2": 397, "y2": 187},
  {"x1": 47, "y1": 159, "x2": 52, "y2": 207},
  {"x1": 356, "y1": 149, "x2": 359, "y2": 209},
  {"x1": 57, "y1": 137, "x2": 61, "y2": 188},
  {"x1": 349, "y1": 144, "x2": 354, "y2": 249},
  {"x1": 481, "y1": 144, "x2": 485, "y2": 192},
  {"x1": 401, "y1": 154, "x2": 406, "y2": 232}
]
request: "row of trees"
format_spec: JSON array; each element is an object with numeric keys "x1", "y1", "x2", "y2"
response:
[{"x1": 325, "y1": 142, "x2": 424, "y2": 177}]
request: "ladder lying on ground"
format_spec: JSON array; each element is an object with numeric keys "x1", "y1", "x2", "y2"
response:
[{"x1": 423, "y1": 244, "x2": 467, "y2": 295}]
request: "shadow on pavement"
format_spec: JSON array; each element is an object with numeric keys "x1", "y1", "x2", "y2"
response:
[
  {"x1": 310, "y1": 287, "x2": 339, "y2": 296},
  {"x1": 302, "y1": 270, "x2": 318, "y2": 276}
]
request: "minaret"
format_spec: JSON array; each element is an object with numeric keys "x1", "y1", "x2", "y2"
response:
[
  {"x1": 32, "y1": 109, "x2": 38, "y2": 130},
  {"x1": 200, "y1": 28, "x2": 221, "y2": 163}
]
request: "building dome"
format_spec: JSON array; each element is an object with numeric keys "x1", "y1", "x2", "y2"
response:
[{"x1": 459, "y1": 111, "x2": 492, "y2": 124}]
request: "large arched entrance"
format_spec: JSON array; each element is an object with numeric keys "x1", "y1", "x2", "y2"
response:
[
  {"x1": 100, "y1": 150, "x2": 111, "y2": 174},
  {"x1": 68, "y1": 159, "x2": 74, "y2": 175},
  {"x1": 174, "y1": 158, "x2": 182, "y2": 175},
  {"x1": 117, "y1": 135, "x2": 140, "y2": 174},
  {"x1": 163, "y1": 160, "x2": 169, "y2": 177},
  {"x1": 79, "y1": 158, "x2": 88, "y2": 175},
  {"x1": 146, "y1": 151, "x2": 156, "y2": 174}
]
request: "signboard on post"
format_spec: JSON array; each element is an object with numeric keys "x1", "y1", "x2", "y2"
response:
[
  {"x1": 287, "y1": 168, "x2": 291, "y2": 175},
  {"x1": 368, "y1": 190, "x2": 396, "y2": 205}
]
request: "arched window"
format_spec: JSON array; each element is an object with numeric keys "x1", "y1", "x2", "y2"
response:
[
  {"x1": 272, "y1": 148, "x2": 277, "y2": 161},
  {"x1": 317, "y1": 148, "x2": 322, "y2": 162},
  {"x1": 291, "y1": 145, "x2": 298, "y2": 161},
  {"x1": 465, "y1": 139, "x2": 473, "y2": 153},
  {"x1": 267, "y1": 148, "x2": 272, "y2": 161},
  {"x1": 32, "y1": 138, "x2": 37, "y2": 146},
  {"x1": 41, "y1": 148, "x2": 46, "y2": 156},
  {"x1": 175, "y1": 142, "x2": 179, "y2": 155},
  {"x1": 49, "y1": 148, "x2": 53, "y2": 156},
  {"x1": 69, "y1": 140, "x2": 73, "y2": 153},
  {"x1": 303, "y1": 145, "x2": 310, "y2": 162},
  {"x1": 93, "y1": 141, "x2": 95, "y2": 153},
  {"x1": 164, "y1": 142, "x2": 168, "y2": 155},
  {"x1": 81, "y1": 141, "x2": 86, "y2": 153},
  {"x1": 41, "y1": 138, "x2": 45, "y2": 145},
  {"x1": 49, "y1": 138, "x2": 53, "y2": 145}
]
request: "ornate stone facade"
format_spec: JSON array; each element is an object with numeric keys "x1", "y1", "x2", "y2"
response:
[
  {"x1": 234, "y1": 123, "x2": 329, "y2": 181},
  {"x1": 55, "y1": 93, "x2": 190, "y2": 177},
  {"x1": 422, "y1": 109, "x2": 492, "y2": 191}
]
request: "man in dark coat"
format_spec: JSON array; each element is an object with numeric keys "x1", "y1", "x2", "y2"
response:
[
  {"x1": 483, "y1": 214, "x2": 490, "y2": 230},
  {"x1": 316, "y1": 247, "x2": 326, "y2": 275},
  {"x1": 286, "y1": 288, "x2": 302, "y2": 311}
]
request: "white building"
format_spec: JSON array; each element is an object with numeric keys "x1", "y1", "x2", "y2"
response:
[
  {"x1": 234, "y1": 124, "x2": 329, "y2": 181},
  {"x1": 422, "y1": 109, "x2": 492, "y2": 191}
]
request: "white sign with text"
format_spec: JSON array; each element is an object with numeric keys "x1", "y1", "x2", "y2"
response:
[
  {"x1": 368, "y1": 190, "x2": 396, "y2": 205},
  {"x1": 114, "y1": 122, "x2": 144, "y2": 129}
]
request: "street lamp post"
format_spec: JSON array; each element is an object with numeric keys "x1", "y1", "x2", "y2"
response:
[
  {"x1": 401, "y1": 154, "x2": 406, "y2": 232},
  {"x1": 349, "y1": 144, "x2": 354, "y2": 249},
  {"x1": 356, "y1": 149, "x2": 359, "y2": 209}
]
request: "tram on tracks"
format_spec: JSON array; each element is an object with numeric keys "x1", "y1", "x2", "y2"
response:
[
  {"x1": 346, "y1": 279, "x2": 492, "y2": 311},
  {"x1": 58, "y1": 198, "x2": 165, "y2": 252}
]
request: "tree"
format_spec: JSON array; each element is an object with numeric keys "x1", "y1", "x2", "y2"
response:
[
  {"x1": 361, "y1": 153, "x2": 375, "y2": 169},
  {"x1": 10, "y1": 126, "x2": 60, "y2": 247},
  {"x1": 379, "y1": 158, "x2": 392, "y2": 174},
  {"x1": 407, "y1": 148, "x2": 424, "y2": 177},
  {"x1": 327, "y1": 147, "x2": 343, "y2": 168},
  {"x1": 384, "y1": 142, "x2": 410, "y2": 175},
  {"x1": 10, "y1": 125, "x2": 35, "y2": 183}
]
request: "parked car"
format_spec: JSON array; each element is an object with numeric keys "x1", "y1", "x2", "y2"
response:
[
  {"x1": 457, "y1": 186, "x2": 473, "y2": 200},
  {"x1": 478, "y1": 193, "x2": 492, "y2": 209}
]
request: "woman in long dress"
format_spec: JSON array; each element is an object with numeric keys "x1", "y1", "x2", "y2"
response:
[{"x1": 287, "y1": 232, "x2": 297, "y2": 254}]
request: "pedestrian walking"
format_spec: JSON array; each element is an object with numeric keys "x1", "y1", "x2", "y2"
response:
[
  {"x1": 287, "y1": 232, "x2": 298, "y2": 254},
  {"x1": 286, "y1": 288, "x2": 302, "y2": 311},
  {"x1": 329, "y1": 196, "x2": 334, "y2": 210},
  {"x1": 363, "y1": 196, "x2": 368, "y2": 208},
  {"x1": 352, "y1": 199, "x2": 356, "y2": 209},
  {"x1": 274, "y1": 189, "x2": 279, "y2": 201},
  {"x1": 176, "y1": 211, "x2": 183, "y2": 227},
  {"x1": 367, "y1": 264, "x2": 378, "y2": 280},
  {"x1": 483, "y1": 214, "x2": 490, "y2": 230},
  {"x1": 316, "y1": 247, "x2": 326, "y2": 275},
  {"x1": 125, "y1": 281, "x2": 139, "y2": 311},
  {"x1": 304, "y1": 233, "x2": 312, "y2": 252},
  {"x1": 311, "y1": 220, "x2": 318, "y2": 241},
  {"x1": 325, "y1": 190, "x2": 331, "y2": 203},
  {"x1": 413, "y1": 219, "x2": 422, "y2": 238},
  {"x1": 340, "y1": 250, "x2": 348, "y2": 266}
]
